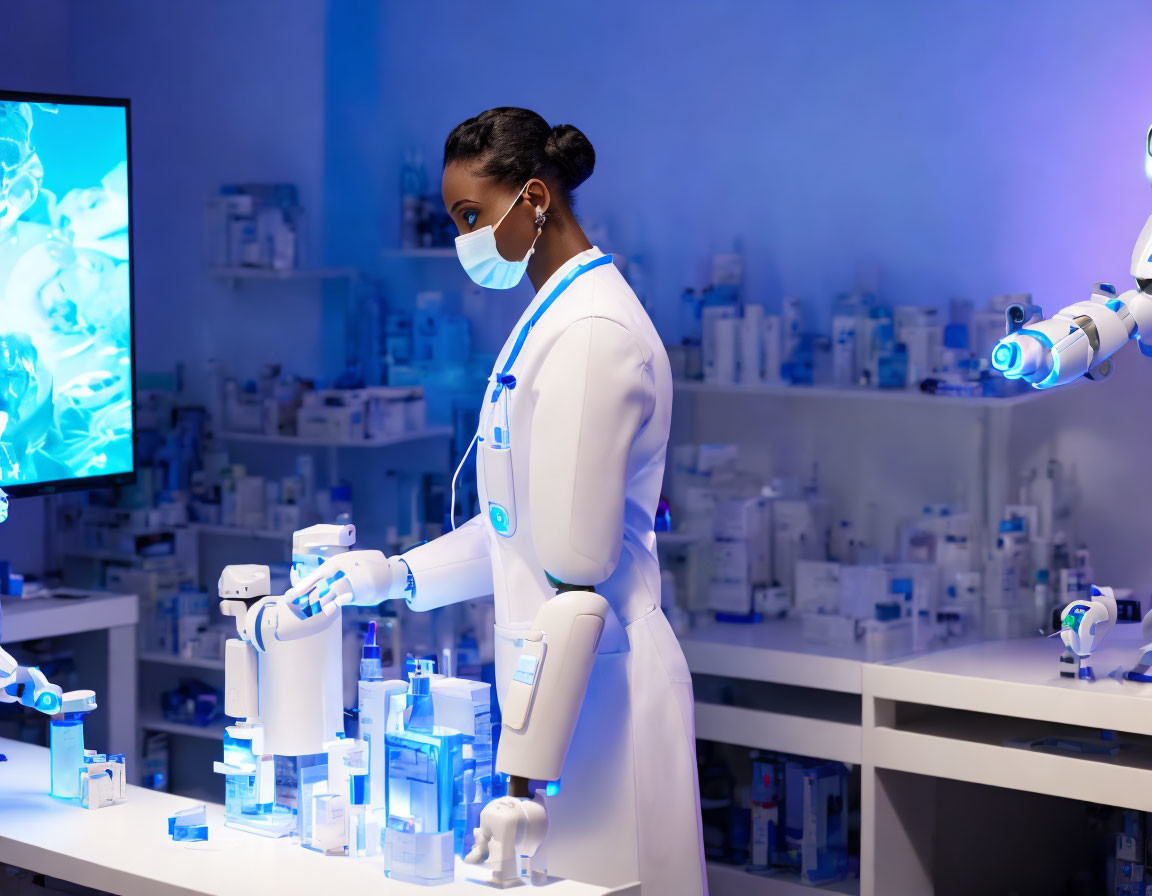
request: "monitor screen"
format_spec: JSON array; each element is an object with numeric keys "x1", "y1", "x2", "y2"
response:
[{"x1": 0, "y1": 92, "x2": 135, "y2": 496}]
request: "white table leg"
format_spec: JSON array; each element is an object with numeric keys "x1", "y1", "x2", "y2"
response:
[{"x1": 106, "y1": 623, "x2": 137, "y2": 761}]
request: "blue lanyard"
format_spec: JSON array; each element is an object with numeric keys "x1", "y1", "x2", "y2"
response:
[{"x1": 490, "y1": 253, "x2": 614, "y2": 401}]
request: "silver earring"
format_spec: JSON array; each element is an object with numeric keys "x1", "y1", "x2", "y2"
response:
[{"x1": 534, "y1": 207, "x2": 546, "y2": 227}]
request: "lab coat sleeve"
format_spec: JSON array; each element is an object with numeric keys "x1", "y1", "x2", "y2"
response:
[
  {"x1": 529, "y1": 316, "x2": 654, "y2": 586},
  {"x1": 402, "y1": 513, "x2": 494, "y2": 611}
]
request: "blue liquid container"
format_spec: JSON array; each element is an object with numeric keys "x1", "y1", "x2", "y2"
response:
[
  {"x1": 384, "y1": 660, "x2": 464, "y2": 886},
  {"x1": 50, "y1": 714, "x2": 86, "y2": 799}
]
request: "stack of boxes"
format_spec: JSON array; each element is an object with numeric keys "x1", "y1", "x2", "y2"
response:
[{"x1": 747, "y1": 752, "x2": 851, "y2": 885}]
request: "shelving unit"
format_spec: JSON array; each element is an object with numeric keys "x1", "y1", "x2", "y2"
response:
[
  {"x1": 672, "y1": 376, "x2": 1066, "y2": 543},
  {"x1": 695, "y1": 701, "x2": 861, "y2": 764},
  {"x1": 686, "y1": 616, "x2": 1152, "y2": 895},
  {"x1": 210, "y1": 266, "x2": 358, "y2": 282},
  {"x1": 674, "y1": 378, "x2": 1055, "y2": 408},
  {"x1": 193, "y1": 523, "x2": 287, "y2": 541},
  {"x1": 216, "y1": 425, "x2": 452, "y2": 448},
  {"x1": 683, "y1": 620, "x2": 872, "y2": 693}
]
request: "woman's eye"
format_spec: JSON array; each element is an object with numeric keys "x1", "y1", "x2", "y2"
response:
[{"x1": 464, "y1": 209, "x2": 478, "y2": 228}]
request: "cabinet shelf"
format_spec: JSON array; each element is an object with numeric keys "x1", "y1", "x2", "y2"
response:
[
  {"x1": 216, "y1": 426, "x2": 452, "y2": 448},
  {"x1": 210, "y1": 266, "x2": 357, "y2": 281},
  {"x1": 674, "y1": 379, "x2": 1055, "y2": 408}
]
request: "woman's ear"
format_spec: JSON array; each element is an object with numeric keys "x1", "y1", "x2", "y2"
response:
[{"x1": 524, "y1": 178, "x2": 551, "y2": 218}]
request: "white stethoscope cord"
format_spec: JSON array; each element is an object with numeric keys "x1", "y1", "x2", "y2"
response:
[{"x1": 449, "y1": 426, "x2": 479, "y2": 532}]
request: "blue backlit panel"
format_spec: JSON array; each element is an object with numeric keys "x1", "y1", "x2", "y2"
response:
[{"x1": 0, "y1": 93, "x2": 134, "y2": 494}]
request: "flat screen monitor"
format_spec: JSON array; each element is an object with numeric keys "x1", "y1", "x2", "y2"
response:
[{"x1": 0, "y1": 92, "x2": 135, "y2": 497}]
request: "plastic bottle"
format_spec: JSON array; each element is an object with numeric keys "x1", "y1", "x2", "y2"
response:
[
  {"x1": 50, "y1": 713, "x2": 87, "y2": 799},
  {"x1": 360, "y1": 621, "x2": 384, "y2": 682}
]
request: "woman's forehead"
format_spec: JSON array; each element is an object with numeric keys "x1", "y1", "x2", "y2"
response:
[{"x1": 442, "y1": 161, "x2": 502, "y2": 200}]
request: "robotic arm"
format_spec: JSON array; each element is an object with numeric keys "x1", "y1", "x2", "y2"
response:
[
  {"x1": 0, "y1": 646, "x2": 63, "y2": 713},
  {"x1": 991, "y1": 126, "x2": 1152, "y2": 389},
  {"x1": 466, "y1": 317, "x2": 653, "y2": 883},
  {"x1": 283, "y1": 515, "x2": 493, "y2": 614}
]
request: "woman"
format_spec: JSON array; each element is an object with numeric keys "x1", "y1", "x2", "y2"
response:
[{"x1": 290, "y1": 107, "x2": 706, "y2": 894}]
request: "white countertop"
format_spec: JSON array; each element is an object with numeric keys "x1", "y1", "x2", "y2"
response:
[
  {"x1": 869, "y1": 621, "x2": 1152, "y2": 735},
  {"x1": 0, "y1": 738, "x2": 625, "y2": 896},
  {"x1": 681, "y1": 619, "x2": 929, "y2": 694}
]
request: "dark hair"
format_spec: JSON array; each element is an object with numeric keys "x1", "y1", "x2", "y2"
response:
[{"x1": 444, "y1": 107, "x2": 595, "y2": 205}]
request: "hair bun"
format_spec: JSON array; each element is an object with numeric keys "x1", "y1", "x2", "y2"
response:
[{"x1": 544, "y1": 123, "x2": 596, "y2": 191}]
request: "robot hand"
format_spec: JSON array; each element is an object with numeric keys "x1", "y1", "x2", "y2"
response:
[
  {"x1": 283, "y1": 550, "x2": 402, "y2": 617},
  {"x1": 990, "y1": 284, "x2": 1152, "y2": 389},
  {"x1": 464, "y1": 795, "x2": 549, "y2": 886},
  {"x1": 0, "y1": 648, "x2": 63, "y2": 714}
]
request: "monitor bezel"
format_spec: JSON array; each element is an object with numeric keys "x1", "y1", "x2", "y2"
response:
[{"x1": 0, "y1": 90, "x2": 137, "y2": 499}]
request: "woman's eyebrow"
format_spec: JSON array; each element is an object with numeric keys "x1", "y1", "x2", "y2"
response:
[{"x1": 450, "y1": 198, "x2": 478, "y2": 213}]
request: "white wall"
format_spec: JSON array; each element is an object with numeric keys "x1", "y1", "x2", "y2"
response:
[
  {"x1": 324, "y1": 0, "x2": 1152, "y2": 591},
  {"x1": 65, "y1": 0, "x2": 332, "y2": 392},
  {"x1": 329, "y1": 0, "x2": 1152, "y2": 336},
  {"x1": 0, "y1": 0, "x2": 72, "y2": 575},
  {"x1": 1, "y1": 0, "x2": 332, "y2": 576}
]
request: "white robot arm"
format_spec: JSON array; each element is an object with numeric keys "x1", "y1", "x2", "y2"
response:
[
  {"x1": 495, "y1": 317, "x2": 650, "y2": 783},
  {"x1": 0, "y1": 645, "x2": 64, "y2": 713},
  {"x1": 468, "y1": 318, "x2": 653, "y2": 884},
  {"x1": 991, "y1": 125, "x2": 1152, "y2": 388},
  {"x1": 285, "y1": 513, "x2": 495, "y2": 615},
  {"x1": 465, "y1": 795, "x2": 549, "y2": 884}
]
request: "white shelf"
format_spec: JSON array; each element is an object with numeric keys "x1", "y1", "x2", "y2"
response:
[
  {"x1": 381, "y1": 247, "x2": 458, "y2": 259},
  {"x1": 210, "y1": 266, "x2": 357, "y2": 281},
  {"x1": 674, "y1": 379, "x2": 1051, "y2": 408},
  {"x1": 869, "y1": 708, "x2": 1152, "y2": 814},
  {"x1": 193, "y1": 523, "x2": 289, "y2": 541},
  {"x1": 140, "y1": 714, "x2": 226, "y2": 741},
  {"x1": 0, "y1": 592, "x2": 138, "y2": 643},
  {"x1": 139, "y1": 652, "x2": 225, "y2": 672},
  {"x1": 866, "y1": 628, "x2": 1152, "y2": 737},
  {"x1": 707, "y1": 862, "x2": 858, "y2": 896},
  {"x1": 216, "y1": 426, "x2": 452, "y2": 448},
  {"x1": 681, "y1": 621, "x2": 871, "y2": 694},
  {"x1": 696, "y1": 702, "x2": 861, "y2": 764}
]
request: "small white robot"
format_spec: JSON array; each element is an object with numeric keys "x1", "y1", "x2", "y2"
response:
[
  {"x1": 1055, "y1": 585, "x2": 1118, "y2": 681},
  {"x1": 217, "y1": 524, "x2": 383, "y2": 759}
]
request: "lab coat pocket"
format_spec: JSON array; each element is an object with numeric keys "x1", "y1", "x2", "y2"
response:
[{"x1": 479, "y1": 439, "x2": 517, "y2": 537}]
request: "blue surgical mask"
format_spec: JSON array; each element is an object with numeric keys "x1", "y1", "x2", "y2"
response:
[{"x1": 454, "y1": 181, "x2": 542, "y2": 290}]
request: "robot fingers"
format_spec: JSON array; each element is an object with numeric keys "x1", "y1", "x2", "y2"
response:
[
  {"x1": 319, "y1": 578, "x2": 354, "y2": 617},
  {"x1": 16, "y1": 667, "x2": 63, "y2": 714},
  {"x1": 59, "y1": 690, "x2": 97, "y2": 714},
  {"x1": 464, "y1": 826, "x2": 491, "y2": 865}
]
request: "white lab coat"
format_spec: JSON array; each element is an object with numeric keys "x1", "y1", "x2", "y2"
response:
[{"x1": 401, "y1": 248, "x2": 707, "y2": 894}]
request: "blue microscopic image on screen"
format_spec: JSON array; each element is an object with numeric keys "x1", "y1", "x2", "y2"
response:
[{"x1": 0, "y1": 98, "x2": 133, "y2": 489}]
